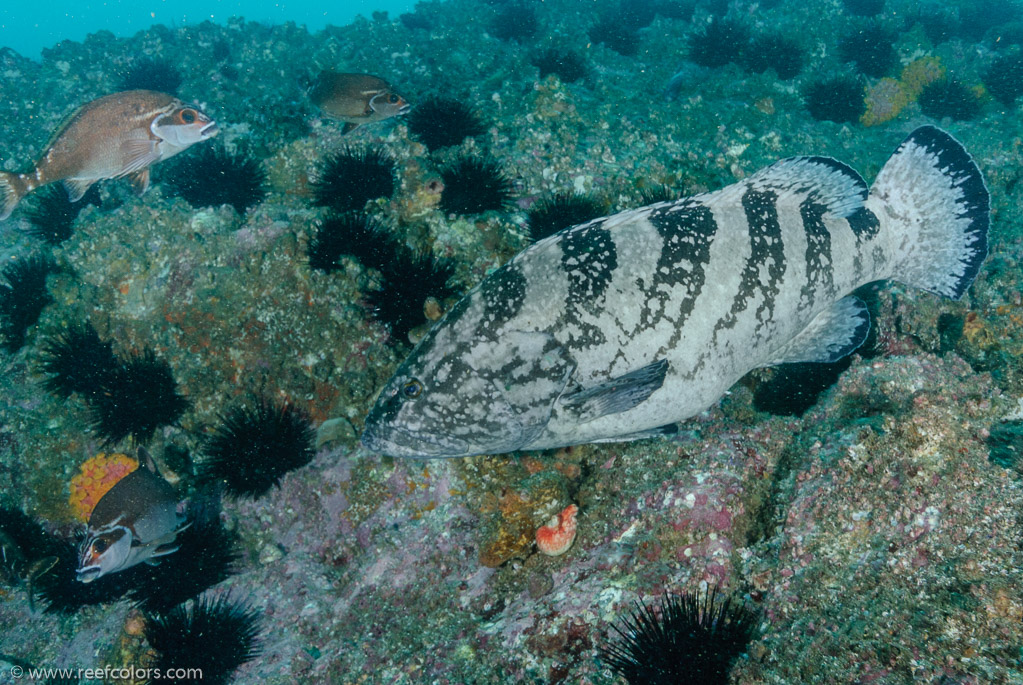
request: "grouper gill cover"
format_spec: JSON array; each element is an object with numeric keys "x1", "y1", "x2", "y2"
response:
[{"x1": 362, "y1": 126, "x2": 989, "y2": 458}]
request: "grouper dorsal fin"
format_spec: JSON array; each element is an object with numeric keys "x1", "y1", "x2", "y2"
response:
[
  {"x1": 765, "y1": 295, "x2": 870, "y2": 366},
  {"x1": 560, "y1": 359, "x2": 669, "y2": 424}
]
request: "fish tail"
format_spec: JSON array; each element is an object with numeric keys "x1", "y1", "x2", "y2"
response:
[
  {"x1": 0, "y1": 171, "x2": 30, "y2": 221},
  {"x1": 870, "y1": 125, "x2": 989, "y2": 300}
]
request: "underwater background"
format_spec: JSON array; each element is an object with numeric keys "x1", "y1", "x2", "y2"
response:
[{"x1": 2, "y1": 0, "x2": 1023, "y2": 683}]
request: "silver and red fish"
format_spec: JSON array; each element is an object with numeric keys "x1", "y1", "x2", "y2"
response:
[
  {"x1": 76, "y1": 447, "x2": 188, "y2": 583},
  {"x1": 0, "y1": 89, "x2": 218, "y2": 220}
]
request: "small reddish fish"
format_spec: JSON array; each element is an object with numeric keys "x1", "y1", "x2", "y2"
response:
[
  {"x1": 309, "y1": 72, "x2": 410, "y2": 134},
  {"x1": 0, "y1": 89, "x2": 218, "y2": 220}
]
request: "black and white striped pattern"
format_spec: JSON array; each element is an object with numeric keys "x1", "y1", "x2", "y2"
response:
[{"x1": 362, "y1": 127, "x2": 989, "y2": 458}]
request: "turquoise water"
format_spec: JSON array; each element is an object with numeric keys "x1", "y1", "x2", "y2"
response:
[
  {"x1": 0, "y1": 0, "x2": 415, "y2": 58},
  {"x1": 1, "y1": 0, "x2": 1023, "y2": 682}
]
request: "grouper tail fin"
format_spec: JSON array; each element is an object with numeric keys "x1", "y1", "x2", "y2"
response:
[{"x1": 869, "y1": 125, "x2": 989, "y2": 300}]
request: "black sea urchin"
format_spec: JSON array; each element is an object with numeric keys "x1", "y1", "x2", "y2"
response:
[
  {"x1": 601, "y1": 588, "x2": 759, "y2": 685},
  {"x1": 527, "y1": 191, "x2": 607, "y2": 242},
  {"x1": 803, "y1": 75, "x2": 866, "y2": 123},
  {"x1": 743, "y1": 34, "x2": 804, "y2": 80},
  {"x1": 308, "y1": 211, "x2": 395, "y2": 273},
  {"x1": 439, "y1": 155, "x2": 513, "y2": 215},
  {"x1": 687, "y1": 18, "x2": 751, "y2": 68},
  {"x1": 0, "y1": 254, "x2": 57, "y2": 352},
  {"x1": 918, "y1": 79, "x2": 982, "y2": 121},
  {"x1": 119, "y1": 57, "x2": 183, "y2": 93},
  {"x1": 838, "y1": 22, "x2": 897, "y2": 78},
  {"x1": 312, "y1": 146, "x2": 396, "y2": 212},
  {"x1": 0, "y1": 506, "x2": 66, "y2": 593},
  {"x1": 589, "y1": 13, "x2": 641, "y2": 57},
  {"x1": 37, "y1": 320, "x2": 119, "y2": 400},
  {"x1": 88, "y1": 348, "x2": 189, "y2": 445},
  {"x1": 199, "y1": 397, "x2": 315, "y2": 498},
  {"x1": 34, "y1": 529, "x2": 137, "y2": 613},
  {"x1": 753, "y1": 358, "x2": 852, "y2": 416},
  {"x1": 984, "y1": 52, "x2": 1023, "y2": 107},
  {"x1": 407, "y1": 97, "x2": 487, "y2": 152},
  {"x1": 365, "y1": 250, "x2": 457, "y2": 344},
  {"x1": 22, "y1": 184, "x2": 99, "y2": 245},
  {"x1": 532, "y1": 48, "x2": 588, "y2": 83},
  {"x1": 145, "y1": 594, "x2": 261, "y2": 685},
  {"x1": 161, "y1": 146, "x2": 268, "y2": 215},
  {"x1": 490, "y1": 2, "x2": 539, "y2": 41},
  {"x1": 129, "y1": 497, "x2": 240, "y2": 613}
]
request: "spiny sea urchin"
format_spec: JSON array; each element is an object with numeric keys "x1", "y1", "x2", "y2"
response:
[
  {"x1": 407, "y1": 97, "x2": 487, "y2": 152},
  {"x1": 743, "y1": 34, "x2": 804, "y2": 80},
  {"x1": 918, "y1": 79, "x2": 982, "y2": 121},
  {"x1": 490, "y1": 2, "x2": 539, "y2": 42},
  {"x1": 34, "y1": 529, "x2": 137, "y2": 613},
  {"x1": 0, "y1": 253, "x2": 57, "y2": 352},
  {"x1": 311, "y1": 146, "x2": 396, "y2": 212},
  {"x1": 161, "y1": 146, "x2": 268, "y2": 215},
  {"x1": 129, "y1": 497, "x2": 240, "y2": 613},
  {"x1": 439, "y1": 155, "x2": 513, "y2": 215},
  {"x1": 984, "y1": 52, "x2": 1023, "y2": 107},
  {"x1": 838, "y1": 22, "x2": 897, "y2": 78},
  {"x1": 532, "y1": 48, "x2": 588, "y2": 83},
  {"x1": 0, "y1": 506, "x2": 68, "y2": 609},
  {"x1": 527, "y1": 191, "x2": 607, "y2": 242},
  {"x1": 687, "y1": 18, "x2": 751, "y2": 68},
  {"x1": 145, "y1": 594, "x2": 261, "y2": 685},
  {"x1": 753, "y1": 358, "x2": 853, "y2": 416},
  {"x1": 199, "y1": 397, "x2": 315, "y2": 498},
  {"x1": 118, "y1": 57, "x2": 183, "y2": 93},
  {"x1": 21, "y1": 184, "x2": 100, "y2": 245},
  {"x1": 365, "y1": 249, "x2": 457, "y2": 344},
  {"x1": 88, "y1": 348, "x2": 189, "y2": 445},
  {"x1": 803, "y1": 75, "x2": 866, "y2": 123},
  {"x1": 601, "y1": 588, "x2": 759, "y2": 685},
  {"x1": 36, "y1": 320, "x2": 119, "y2": 400},
  {"x1": 307, "y1": 211, "x2": 394, "y2": 273}
]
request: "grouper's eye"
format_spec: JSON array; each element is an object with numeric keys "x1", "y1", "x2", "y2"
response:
[
  {"x1": 388, "y1": 94, "x2": 399, "y2": 104},
  {"x1": 402, "y1": 379, "x2": 423, "y2": 399},
  {"x1": 91, "y1": 539, "x2": 109, "y2": 554},
  {"x1": 179, "y1": 109, "x2": 197, "y2": 124}
]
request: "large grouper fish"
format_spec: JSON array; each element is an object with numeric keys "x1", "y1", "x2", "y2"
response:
[{"x1": 362, "y1": 126, "x2": 988, "y2": 459}]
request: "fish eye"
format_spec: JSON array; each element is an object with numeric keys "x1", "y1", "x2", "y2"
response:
[
  {"x1": 388, "y1": 94, "x2": 399, "y2": 104},
  {"x1": 92, "y1": 539, "x2": 109, "y2": 554},
  {"x1": 180, "y1": 109, "x2": 197, "y2": 124},
  {"x1": 402, "y1": 379, "x2": 423, "y2": 399}
]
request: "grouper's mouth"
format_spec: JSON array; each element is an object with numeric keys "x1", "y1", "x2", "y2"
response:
[
  {"x1": 360, "y1": 423, "x2": 468, "y2": 459},
  {"x1": 200, "y1": 121, "x2": 220, "y2": 138}
]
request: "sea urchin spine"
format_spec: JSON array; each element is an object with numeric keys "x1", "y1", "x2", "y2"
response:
[
  {"x1": 601, "y1": 588, "x2": 759, "y2": 685},
  {"x1": 199, "y1": 396, "x2": 316, "y2": 498}
]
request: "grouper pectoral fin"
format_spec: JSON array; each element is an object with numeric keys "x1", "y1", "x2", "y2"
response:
[
  {"x1": 765, "y1": 295, "x2": 870, "y2": 366},
  {"x1": 560, "y1": 359, "x2": 669, "y2": 424}
]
